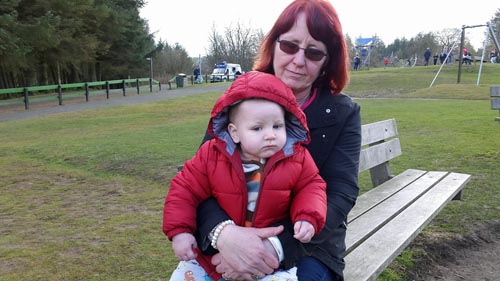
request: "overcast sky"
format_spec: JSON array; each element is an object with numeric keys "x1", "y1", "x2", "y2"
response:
[{"x1": 140, "y1": 0, "x2": 498, "y2": 57}]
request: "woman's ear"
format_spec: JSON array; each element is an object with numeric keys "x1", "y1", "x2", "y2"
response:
[{"x1": 228, "y1": 123, "x2": 240, "y2": 143}]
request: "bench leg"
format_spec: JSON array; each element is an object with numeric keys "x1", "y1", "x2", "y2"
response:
[{"x1": 453, "y1": 190, "x2": 463, "y2": 200}]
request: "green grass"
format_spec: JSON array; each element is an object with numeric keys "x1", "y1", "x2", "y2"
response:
[{"x1": 1, "y1": 63, "x2": 499, "y2": 280}]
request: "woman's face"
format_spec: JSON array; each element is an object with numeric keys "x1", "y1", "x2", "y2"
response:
[{"x1": 273, "y1": 12, "x2": 328, "y2": 95}]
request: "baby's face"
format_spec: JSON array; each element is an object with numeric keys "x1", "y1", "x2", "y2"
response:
[{"x1": 228, "y1": 99, "x2": 286, "y2": 161}]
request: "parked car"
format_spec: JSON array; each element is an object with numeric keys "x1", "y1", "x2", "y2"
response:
[{"x1": 209, "y1": 62, "x2": 243, "y2": 82}]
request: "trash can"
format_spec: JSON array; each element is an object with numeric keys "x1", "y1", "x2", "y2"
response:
[{"x1": 176, "y1": 73, "x2": 186, "y2": 88}]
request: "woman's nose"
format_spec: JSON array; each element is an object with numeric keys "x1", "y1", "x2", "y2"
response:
[{"x1": 292, "y1": 49, "x2": 307, "y2": 65}]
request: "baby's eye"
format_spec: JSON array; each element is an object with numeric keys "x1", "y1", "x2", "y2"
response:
[
  {"x1": 273, "y1": 124, "x2": 284, "y2": 129},
  {"x1": 251, "y1": 126, "x2": 262, "y2": 131}
]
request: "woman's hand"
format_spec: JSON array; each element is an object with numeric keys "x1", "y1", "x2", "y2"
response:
[{"x1": 212, "y1": 225, "x2": 283, "y2": 280}]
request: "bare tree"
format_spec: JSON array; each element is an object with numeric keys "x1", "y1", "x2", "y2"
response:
[
  {"x1": 435, "y1": 28, "x2": 461, "y2": 52},
  {"x1": 206, "y1": 21, "x2": 263, "y2": 72}
]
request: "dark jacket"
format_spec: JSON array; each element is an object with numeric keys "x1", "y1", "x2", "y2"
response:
[{"x1": 196, "y1": 86, "x2": 361, "y2": 278}]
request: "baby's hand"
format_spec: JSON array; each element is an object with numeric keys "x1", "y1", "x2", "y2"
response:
[
  {"x1": 172, "y1": 233, "x2": 198, "y2": 261},
  {"x1": 293, "y1": 220, "x2": 315, "y2": 243}
]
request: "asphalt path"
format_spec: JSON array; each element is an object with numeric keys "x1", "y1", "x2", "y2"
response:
[{"x1": 0, "y1": 83, "x2": 231, "y2": 122}]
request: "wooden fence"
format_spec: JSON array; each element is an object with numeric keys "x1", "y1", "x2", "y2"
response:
[{"x1": 0, "y1": 78, "x2": 160, "y2": 110}]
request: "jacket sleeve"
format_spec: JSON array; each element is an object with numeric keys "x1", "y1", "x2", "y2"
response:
[
  {"x1": 195, "y1": 197, "x2": 232, "y2": 255},
  {"x1": 162, "y1": 143, "x2": 213, "y2": 240},
  {"x1": 194, "y1": 130, "x2": 231, "y2": 255},
  {"x1": 289, "y1": 148, "x2": 327, "y2": 234}
]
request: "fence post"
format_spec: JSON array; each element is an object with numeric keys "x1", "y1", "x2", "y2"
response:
[
  {"x1": 149, "y1": 78, "x2": 153, "y2": 92},
  {"x1": 58, "y1": 84, "x2": 62, "y2": 105},
  {"x1": 158, "y1": 81, "x2": 161, "y2": 91},
  {"x1": 106, "y1": 81, "x2": 110, "y2": 99},
  {"x1": 122, "y1": 80, "x2": 126, "y2": 96},
  {"x1": 85, "y1": 82, "x2": 89, "y2": 102},
  {"x1": 23, "y1": 87, "x2": 29, "y2": 110},
  {"x1": 136, "y1": 79, "x2": 140, "y2": 94}
]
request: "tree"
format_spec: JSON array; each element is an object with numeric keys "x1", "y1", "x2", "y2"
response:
[
  {"x1": 154, "y1": 42, "x2": 192, "y2": 81},
  {"x1": 206, "y1": 21, "x2": 263, "y2": 72},
  {"x1": 0, "y1": 0, "x2": 156, "y2": 89},
  {"x1": 435, "y1": 28, "x2": 461, "y2": 53}
]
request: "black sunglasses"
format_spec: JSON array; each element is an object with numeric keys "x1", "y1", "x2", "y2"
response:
[{"x1": 277, "y1": 38, "x2": 328, "y2": 61}]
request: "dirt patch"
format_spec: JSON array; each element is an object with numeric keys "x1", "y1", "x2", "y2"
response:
[{"x1": 406, "y1": 220, "x2": 500, "y2": 281}]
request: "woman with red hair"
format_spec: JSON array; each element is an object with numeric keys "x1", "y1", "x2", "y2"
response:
[{"x1": 170, "y1": 1, "x2": 361, "y2": 280}]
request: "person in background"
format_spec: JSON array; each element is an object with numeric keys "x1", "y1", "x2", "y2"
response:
[
  {"x1": 193, "y1": 66, "x2": 200, "y2": 83},
  {"x1": 384, "y1": 57, "x2": 389, "y2": 68},
  {"x1": 491, "y1": 48, "x2": 497, "y2": 63},
  {"x1": 353, "y1": 53, "x2": 361, "y2": 70},
  {"x1": 433, "y1": 52, "x2": 439, "y2": 65},
  {"x1": 424, "y1": 48, "x2": 432, "y2": 66},
  {"x1": 164, "y1": 71, "x2": 327, "y2": 281},
  {"x1": 193, "y1": 0, "x2": 361, "y2": 280}
]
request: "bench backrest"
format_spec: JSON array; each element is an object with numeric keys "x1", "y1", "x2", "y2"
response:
[
  {"x1": 359, "y1": 118, "x2": 402, "y2": 187},
  {"x1": 491, "y1": 86, "x2": 500, "y2": 110}
]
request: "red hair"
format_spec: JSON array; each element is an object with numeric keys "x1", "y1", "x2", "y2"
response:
[{"x1": 253, "y1": 0, "x2": 349, "y2": 95}]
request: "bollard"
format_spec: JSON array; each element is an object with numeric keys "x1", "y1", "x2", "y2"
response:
[
  {"x1": 23, "y1": 87, "x2": 29, "y2": 110},
  {"x1": 58, "y1": 84, "x2": 62, "y2": 105},
  {"x1": 85, "y1": 82, "x2": 89, "y2": 102}
]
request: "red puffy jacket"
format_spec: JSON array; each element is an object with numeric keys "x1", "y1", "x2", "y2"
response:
[{"x1": 163, "y1": 71, "x2": 326, "y2": 280}]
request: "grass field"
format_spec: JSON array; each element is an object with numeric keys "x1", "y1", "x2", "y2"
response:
[{"x1": 1, "y1": 63, "x2": 499, "y2": 280}]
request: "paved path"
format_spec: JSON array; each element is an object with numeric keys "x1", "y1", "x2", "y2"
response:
[{"x1": 0, "y1": 83, "x2": 231, "y2": 122}]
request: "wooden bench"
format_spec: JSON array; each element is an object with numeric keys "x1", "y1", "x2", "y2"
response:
[
  {"x1": 175, "y1": 118, "x2": 471, "y2": 280},
  {"x1": 491, "y1": 86, "x2": 500, "y2": 121},
  {"x1": 343, "y1": 118, "x2": 471, "y2": 281}
]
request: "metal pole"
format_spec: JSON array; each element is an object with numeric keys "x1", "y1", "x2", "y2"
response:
[
  {"x1": 478, "y1": 27, "x2": 489, "y2": 85},
  {"x1": 488, "y1": 23, "x2": 500, "y2": 54},
  {"x1": 430, "y1": 30, "x2": 461, "y2": 88},
  {"x1": 457, "y1": 26, "x2": 465, "y2": 84}
]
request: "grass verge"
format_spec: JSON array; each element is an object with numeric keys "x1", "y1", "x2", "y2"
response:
[{"x1": 1, "y1": 64, "x2": 499, "y2": 280}]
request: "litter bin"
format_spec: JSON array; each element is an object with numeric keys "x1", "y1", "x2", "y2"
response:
[{"x1": 176, "y1": 73, "x2": 186, "y2": 88}]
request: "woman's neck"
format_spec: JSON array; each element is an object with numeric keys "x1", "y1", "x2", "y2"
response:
[{"x1": 295, "y1": 89, "x2": 311, "y2": 106}]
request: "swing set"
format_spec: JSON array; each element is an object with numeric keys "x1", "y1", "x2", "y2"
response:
[{"x1": 430, "y1": 22, "x2": 500, "y2": 87}]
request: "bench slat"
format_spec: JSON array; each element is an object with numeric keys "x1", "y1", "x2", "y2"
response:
[
  {"x1": 361, "y1": 118, "x2": 398, "y2": 146},
  {"x1": 358, "y1": 138, "x2": 402, "y2": 173},
  {"x1": 490, "y1": 86, "x2": 500, "y2": 97},
  {"x1": 346, "y1": 171, "x2": 448, "y2": 253},
  {"x1": 348, "y1": 169, "x2": 426, "y2": 221},
  {"x1": 491, "y1": 98, "x2": 500, "y2": 110},
  {"x1": 343, "y1": 172, "x2": 471, "y2": 281}
]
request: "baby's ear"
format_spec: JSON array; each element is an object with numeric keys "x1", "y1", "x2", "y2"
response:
[{"x1": 227, "y1": 123, "x2": 240, "y2": 143}]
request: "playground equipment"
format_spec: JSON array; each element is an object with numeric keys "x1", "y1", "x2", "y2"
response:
[
  {"x1": 430, "y1": 22, "x2": 500, "y2": 87},
  {"x1": 458, "y1": 22, "x2": 500, "y2": 85},
  {"x1": 355, "y1": 37, "x2": 376, "y2": 69}
]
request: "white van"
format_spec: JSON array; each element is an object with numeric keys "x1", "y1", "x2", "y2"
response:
[{"x1": 210, "y1": 62, "x2": 243, "y2": 82}]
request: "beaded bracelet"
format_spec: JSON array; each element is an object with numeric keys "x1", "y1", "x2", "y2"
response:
[
  {"x1": 267, "y1": 236, "x2": 284, "y2": 262},
  {"x1": 210, "y1": 220, "x2": 235, "y2": 250}
]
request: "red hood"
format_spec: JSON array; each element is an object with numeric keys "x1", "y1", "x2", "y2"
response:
[{"x1": 208, "y1": 71, "x2": 310, "y2": 156}]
